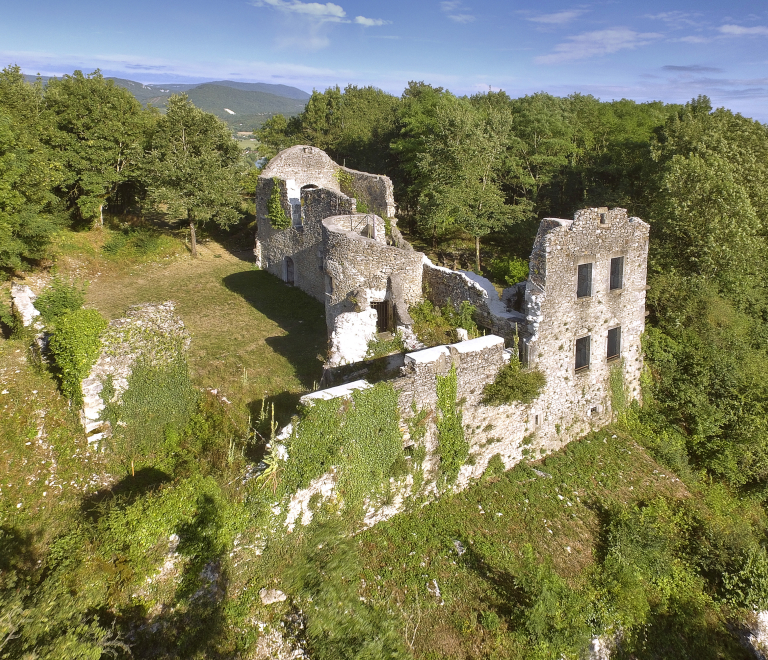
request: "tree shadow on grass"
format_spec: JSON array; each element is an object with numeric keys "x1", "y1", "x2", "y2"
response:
[
  {"x1": 126, "y1": 494, "x2": 232, "y2": 659},
  {"x1": 80, "y1": 467, "x2": 172, "y2": 524},
  {"x1": 222, "y1": 270, "x2": 327, "y2": 390}
]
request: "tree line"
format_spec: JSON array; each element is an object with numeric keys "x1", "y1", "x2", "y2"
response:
[{"x1": 0, "y1": 65, "x2": 248, "y2": 270}]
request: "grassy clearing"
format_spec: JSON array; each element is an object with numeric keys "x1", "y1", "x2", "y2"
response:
[{"x1": 47, "y1": 229, "x2": 328, "y2": 426}]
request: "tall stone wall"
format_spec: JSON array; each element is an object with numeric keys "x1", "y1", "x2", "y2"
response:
[
  {"x1": 255, "y1": 179, "x2": 354, "y2": 302},
  {"x1": 523, "y1": 207, "x2": 650, "y2": 445},
  {"x1": 341, "y1": 167, "x2": 396, "y2": 218}
]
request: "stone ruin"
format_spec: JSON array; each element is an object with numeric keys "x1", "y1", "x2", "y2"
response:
[{"x1": 256, "y1": 146, "x2": 650, "y2": 511}]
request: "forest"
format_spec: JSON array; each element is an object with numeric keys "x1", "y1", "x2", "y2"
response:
[{"x1": 3, "y1": 63, "x2": 768, "y2": 659}]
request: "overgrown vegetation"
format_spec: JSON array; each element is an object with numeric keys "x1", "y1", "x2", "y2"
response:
[
  {"x1": 435, "y1": 365, "x2": 468, "y2": 484},
  {"x1": 482, "y1": 348, "x2": 546, "y2": 406},
  {"x1": 410, "y1": 299, "x2": 478, "y2": 346},
  {"x1": 267, "y1": 177, "x2": 291, "y2": 230},
  {"x1": 33, "y1": 276, "x2": 85, "y2": 326},
  {"x1": 47, "y1": 307, "x2": 107, "y2": 405}
]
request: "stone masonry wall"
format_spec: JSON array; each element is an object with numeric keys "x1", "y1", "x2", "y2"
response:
[
  {"x1": 423, "y1": 261, "x2": 528, "y2": 344},
  {"x1": 522, "y1": 207, "x2": 650, "y2": 450},
  {"x1": 341, "y1": 167, "x2": 396, "y2": 218},
  {"x1": 255, "y1": 178, "x2": 354, "y2": 302},
  {"x1": 260, "y1": 145, "x2": 341, "y2": 191}
]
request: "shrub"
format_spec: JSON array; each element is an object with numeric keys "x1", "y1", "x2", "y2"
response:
[
  {"x1": 48, "y1": 308, "x2": 107, "y2": 406},
  {"x1": 268, "y1": 178, "x2": 290, "y2": 229},
  {"x1": 410, "y1": 299, "x2": 478, "y2": 347},
  {"x1": 366, "y1": 331, "x2": 405, "y2": 358},
  {"x1": 483, "y1": 352, "x2": 545, "y2": 406},
  {"x1": 102, "y1": 227, "x2": 163, "y2": 258},
  {"x1": 488, "y1": 256, "x2": 529, "y2": 287},
  {"x1": 34, "y1": 277, "x2": 85, "y2": 326}
]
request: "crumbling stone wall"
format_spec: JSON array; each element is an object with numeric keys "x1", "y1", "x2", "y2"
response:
[
  {"x1": 522, "y1": 207, "x2": 650, "y2": 446},
  {"x1": 81, "y1": 302, "x2": 190, "y2": 444},
  {"x1": 423, "y1": 262, "x2": 527, "y2": 343},
  {"x1": 342, "y1": 168, "x2": 396, "y2": 218}
]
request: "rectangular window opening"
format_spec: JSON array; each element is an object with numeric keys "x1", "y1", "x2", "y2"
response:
[
  {"x1": 575, "y1": 335, "x2": 591, "y2": 371},
  {"x1": 607, "y1": 326, "x2": 621, "y2": 361},
  {"x1": 610, "y1": 256, "x2": 624, "y2": 291},
  {"x1": 577, "y1": 263, "x2": 592, "y2": 298}
]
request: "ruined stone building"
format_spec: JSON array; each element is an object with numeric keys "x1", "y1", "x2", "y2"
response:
[{"x1": 256, "y1": 146, "x2": 650, "y2": 494}]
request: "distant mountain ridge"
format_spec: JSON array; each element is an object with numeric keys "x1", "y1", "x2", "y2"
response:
[{"x1": 22, "y1": 74, "x2": 310, "y2": 130}]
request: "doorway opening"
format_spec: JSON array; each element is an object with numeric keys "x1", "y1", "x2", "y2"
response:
[
  {"x1": 285, "y1": 257, "x2": 294, "y2": 285},
  {"x1": 371, "y1": 300, "x2": 392, "y2": 333}
]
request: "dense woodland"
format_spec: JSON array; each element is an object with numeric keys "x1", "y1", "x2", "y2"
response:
[{"x1": 3, "y1": 64, "x2": 768, "y2": 658}]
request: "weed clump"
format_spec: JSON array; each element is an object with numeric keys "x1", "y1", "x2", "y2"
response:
[
  {"x1": 410, "y1": 299, "x2": 478, "y2": 347},
  {"x1": 35, "y1": 277, "x2": 86, "y2": 326},
  {"x1": 483, "y1": 352, "x2": 545, "y2": 406}
]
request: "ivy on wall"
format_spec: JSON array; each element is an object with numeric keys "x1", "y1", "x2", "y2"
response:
[
  {"x1": 435, "y1": 365, "x2": 468, "y2": 484},
  {"x1": 268, "y1": 177, "x2": 291, "y2": 230},
  {"x1": 48, "y1": 308, "x2": 108, "y2": 406},
  {"x1": 278, "y1": 382, "x2": 405, "y2": 516}
]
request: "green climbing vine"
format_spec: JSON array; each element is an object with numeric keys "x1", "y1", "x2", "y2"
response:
[
  {"x1": 435, "y1": 365, "x2": 468, "y2": 484},
  {"x1": 268, "y1": 178, "x2": 291, "y2": 230},
  {"x1": 48, "y1": 308, "x2": 108, "y2": 406},
  {"x1": 277, "y1": 382, "x2": 405, "y2": 517}
]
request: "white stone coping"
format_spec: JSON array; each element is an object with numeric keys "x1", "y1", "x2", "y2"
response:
[
  {"x1": 299, "y1": 379, "x2": 371, "y2": 405},
  {"x1": 404, "y1": 345, "x2": 450, "y2": 365},
  {"x1": 451, "y1": 334, "x2": 504, "y2": 353},
  {"x1": 404, "y1": 334, "x2": 504, "y2": 365}
]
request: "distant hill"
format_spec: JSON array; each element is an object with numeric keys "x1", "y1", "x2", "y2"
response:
[{"x1": 22, "y1": 74, "x2": 309, "y2": 130}]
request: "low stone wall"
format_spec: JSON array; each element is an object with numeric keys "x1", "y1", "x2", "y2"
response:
[
  {"x1": 80, "y1": 302, "x2": 190, "y2": 444},
  {"x1": 422, "y1": 261, "x2": 527, "y2": 343}
]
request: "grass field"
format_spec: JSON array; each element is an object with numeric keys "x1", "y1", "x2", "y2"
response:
[{"x1": 51, "y1": 227, "x2": 327, "y2": 427}]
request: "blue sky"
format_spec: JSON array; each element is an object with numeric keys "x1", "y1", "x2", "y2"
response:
[{"x1": 2, "y1": 0, "x2": 767, "y2": 120}]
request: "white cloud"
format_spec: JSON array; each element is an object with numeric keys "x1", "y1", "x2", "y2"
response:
[
  {"x1": 677, "y1": 35, "x2": 709, "y2": 44},
  {"x1": 535, "y1": 27, "x2": 662, "y2": 65},
  {"x1": 354, "y1": 16, "x2": 391, "y2": 27},
  {"x1": 253, "y1": 0, "x2": 345, "y2": 20},
  {"x1": 440, "y1": 1, "x2": 475, "y2": 24},
  {"x1": 526, "y1": 10, "x2": 586, "y2": 25},
  {"x1": 719, "y1": 24, "x2": 768, "y2": 36}
]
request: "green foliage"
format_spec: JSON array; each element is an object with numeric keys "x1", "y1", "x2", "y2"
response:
[
  {"x1": 484, "y1": 453, "x2": 506, "y2": 480},
  {"x1": 436, "y1": 365, "x2": 468, "y2": 484},
  {"x1": 365, "y1": 331, "x2": 405, "y2": 358},
  {"x1": 103, "y1": 353, "x2": 198, "y2": 473},
  {"x1": 410, "y1": 299, "x2": 477, "y2": 346},
  {"x1": 281, "y1": 383, "x2": 405, "y2": 513},
  {"x1": 43, "y1": 69, "x2": 149, "y2": 225},
  {"x1": 34, "y1": 276, "x2": 85, "y2": 326},
  {"x1": 723, "y1": 545, "x2": 768, "y2": 610},
  {"x1": 483, "y1": 352, "x2": 545, "y2": 406},
  {"x1": 144, "y1": 94, "x2": 242, "y2": 230},
  {"x1": 267, "y1": 177, "x2": 290, "y2": 230},
  {"x1": 48, "y1": 308, "x2": 107, "y2": 405},
  {"x1": 0, "y1": 68, "x2": 63, "y2": 276},
  {"x1": 488, "y1": 256, "x2": 529, "y2": 286},
  {"x1": 609, "y1": 360, "x2": 626, "y2": 415},
  {"x1": 287, "y1": 522, "x2": 409, "y2": 660}
]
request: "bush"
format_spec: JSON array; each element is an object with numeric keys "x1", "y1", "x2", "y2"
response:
[
  {"x1": 410, "y1": 299, "x2": 478, "y2": 347},
  {"x1": 48, "y1": 308, "x2": 107, "y2": 406},
  {"x1": 488, "y1": 256, "x2": 529, "y2": 287},
  {"x1": 483, "y1": 353, "x2": 545, "y2": 406},
  {"x1": 102, "y1": 227, "x2": 163, "y2": 258},
  {"x1": 34, "y1": 277, "x2": 85, "y2": 326}
]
